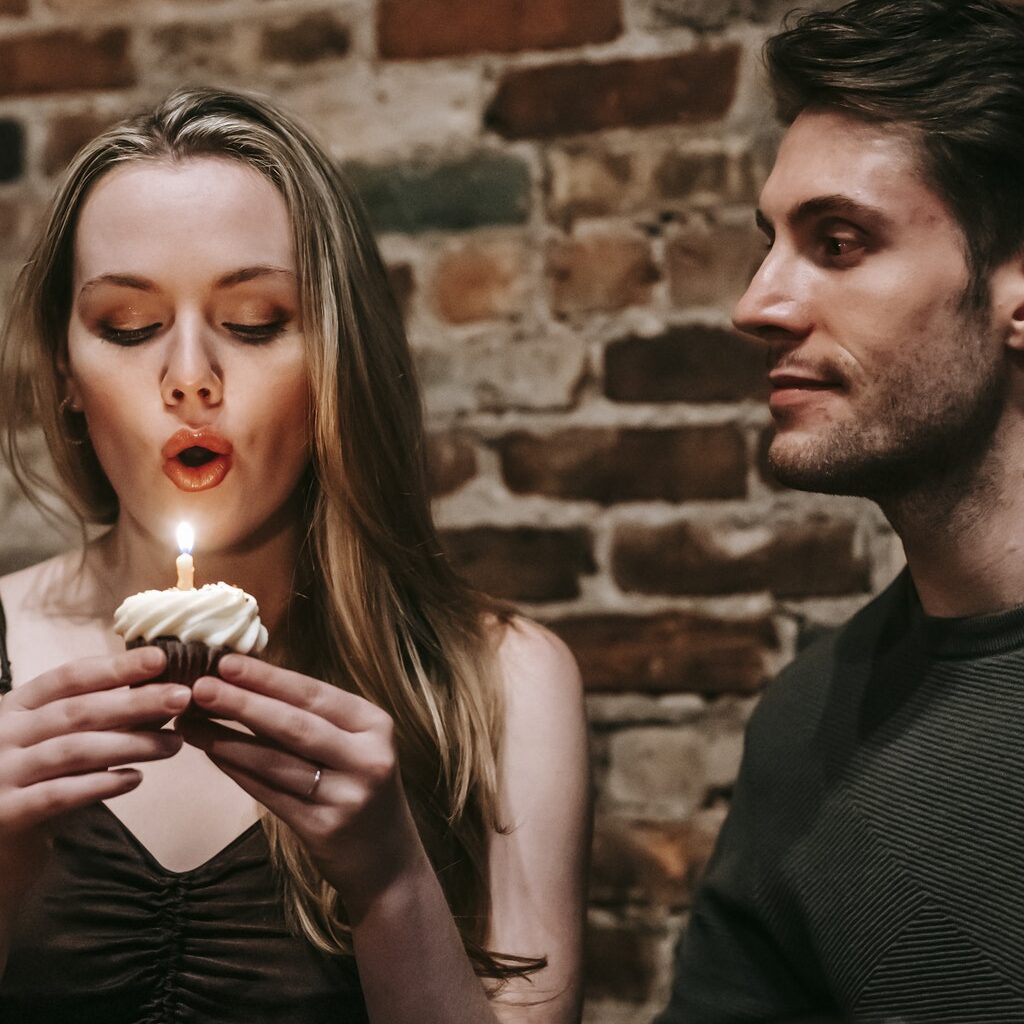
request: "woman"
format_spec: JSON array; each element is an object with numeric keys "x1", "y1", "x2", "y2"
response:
[{"x1": 0, "y1": 88, "x2": 589, "y2": 1023}]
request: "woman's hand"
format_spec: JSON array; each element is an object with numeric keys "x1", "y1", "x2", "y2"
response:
[
  {"x1": 176, "y1": 655, "x2": 423, "y2": 912},
  {"x1": 0, "y1": 648, "x2": 189, "y2": 902}
]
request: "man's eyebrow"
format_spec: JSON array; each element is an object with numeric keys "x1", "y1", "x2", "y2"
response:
[
  {"x1": 790, "y1": 195, "x2": 887, "y2": 227},
  {"x1": 755, "y1": 195, "x2": 888, "y2": 235}
]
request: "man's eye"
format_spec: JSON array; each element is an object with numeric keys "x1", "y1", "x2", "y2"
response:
[
  {"x1": 822, "y1": 234, "x2": 864, "y2": 260},
  {"x1": 98, "y1": 322, "x2": 161, "y2": 346},
  {"x1": 224, "y1": 320, "x2": 287, "y2": 343}
]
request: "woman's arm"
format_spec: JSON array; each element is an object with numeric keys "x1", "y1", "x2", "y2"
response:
[
  {"x1": 348, "y1": 620, "x2": 589, "y2": 1024},
  {"x1": 178, "y1": 619, "x2": 590, "y2": 1024}
]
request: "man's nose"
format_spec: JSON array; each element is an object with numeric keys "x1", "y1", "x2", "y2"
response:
[
  {"x1": 732, "y1": 246, "x2": 812, "y2": 347},
  {"x1": 160, "y1": 314, "x2": 223, "y2": 411}
]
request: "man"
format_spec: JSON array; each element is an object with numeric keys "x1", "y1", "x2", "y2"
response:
[{"x1": 655, "y1": 1, "x2": 1024, "y2": 1021}]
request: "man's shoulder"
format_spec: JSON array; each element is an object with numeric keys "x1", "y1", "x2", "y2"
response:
[{"x1": 745, "y1": 570, "x2": 909, "y2": 759}]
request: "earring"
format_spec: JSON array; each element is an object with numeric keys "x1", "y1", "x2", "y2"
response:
[{"x1": 58, "y1": 396, "x2": 89, "y2": 447}]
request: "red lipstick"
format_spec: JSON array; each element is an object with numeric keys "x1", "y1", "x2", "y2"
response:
[{"x1": 162, "y1": 428, "x2": 233, "y2": 492}]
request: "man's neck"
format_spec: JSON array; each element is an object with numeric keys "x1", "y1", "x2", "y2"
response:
[{"x1": 884, "y1": 438, "x2": 1024, "y2": 618}]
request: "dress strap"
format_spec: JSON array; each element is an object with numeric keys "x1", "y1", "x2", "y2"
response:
[{"x1": 0, "y1": 595, "x2": 11, "y2": 694}]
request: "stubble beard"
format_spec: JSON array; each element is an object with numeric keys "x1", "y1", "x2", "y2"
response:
[{"x1": 766, "y1": 291, "x2": 1006, "y2": 517}]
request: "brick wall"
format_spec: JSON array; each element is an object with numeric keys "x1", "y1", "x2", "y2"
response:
[{"x1": 0, "y1": 1, "x2": 904, "y2": 1018}]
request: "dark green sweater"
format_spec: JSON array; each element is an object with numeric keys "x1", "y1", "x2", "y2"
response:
[{"x1": 656, "y1": 570, "x2": 1024, "y2": 1023}]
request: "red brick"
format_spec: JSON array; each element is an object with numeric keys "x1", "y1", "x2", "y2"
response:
[
  {"x1": 548, "y1": 611, "x2": 775, "y2": 693},
  {"x1": 612, "y1": 517, "x2": 872, "y2": 598},
  {"x1": 0, "y1": 194, "x2": 42, "y2": 263},
  {"x1": 546, "y1": 144, "x2": 758, "y2": 228},
  {"x1": 0, "y1": 29, "x2": 134, "y2": 97},
  {"x1": 433, "y1": 237, "x2": 528, "y2": 324},
  {"x1": 426, "y1": 431, "x2": 477, "y2": 497},
  {"x1": 43, "y1": 111, "x2": 120, "y2": 176},
  {"x1": 545, "y1": 145, "x2": 638, "y2": 227},
  {"x1": 604, "y1": 326, "x2": 768, "y2": 403},
  {"x1": 590, "y1": 809, "x2": 727, "y2": 907},
  {"x1": 378, "y1": 0, "x2": 622, "y2": 59},
  {"x1": 547, "y1": 232, "x2": 658, "y2": 316},
  {"x1": 386, "y1": 262, "x2": 414, "y2": 324},
  {"x1": 149, "y1": 23, "x2": 239, "y2": 79},
  {"x1": 667, "y1": 222, "x2": 765, "y2": 309},
  {"x1": 486, "y1": 46, "x2": 741, "y2": 139},
  {"x1": 261, "y1": 12, "x2": 350, "y2": 64},
  {"x1": 494, "y1": 426, "x2": 747, "y2": 504},
  {"x1": 440, "y1": 527, "x2": 594, "y2": 602},
  {"x1": 655, "y1": 148, "x2": 758, "y2": 204}
]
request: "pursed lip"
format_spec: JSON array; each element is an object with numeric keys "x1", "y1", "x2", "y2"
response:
[{"x1": 161, "y1": 428, "x2": 234, "y2": 493}]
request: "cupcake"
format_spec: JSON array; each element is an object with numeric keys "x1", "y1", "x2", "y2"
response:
[{"x1": 113, "y1": 581, "x2": 269, "y2": 685}]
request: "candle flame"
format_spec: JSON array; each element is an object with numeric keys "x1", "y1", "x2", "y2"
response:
[{"x1": 176, "y1": 521, "x2": 194, "y2": 555}]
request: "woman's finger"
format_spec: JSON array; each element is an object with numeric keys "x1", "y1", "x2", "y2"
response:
[
  {"x1": 189, "y1": 676, "x2": 362, "y2": 769},
  {"x1": 0, "y1": 769, "x2": 142, "y2": 832},
  {"x1": 177, "y1": 714, "x2": 322, "y2": 797},
  {"x1": 217, "y1": 655, "x2": 384, "y2": 732},
  {"x1": 205, "y1": 752, "x2": 313, "y2": 824},
  {"x1": 15, "y1": 729, "x2": 182, "y2": 787},
  {"x1": 179, "y1": 714, "x2": 375, "y2": 808},
  {"x1": 10, "y1": 684, "x2": 192, "y2": 748},
  {"x1": 13, "y1": 648, "x2": 168, "y2": 711}
]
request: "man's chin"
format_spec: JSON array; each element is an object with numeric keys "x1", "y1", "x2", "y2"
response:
[{"x1": 766, "y1": 434, "x2": 878, "y2": 497}]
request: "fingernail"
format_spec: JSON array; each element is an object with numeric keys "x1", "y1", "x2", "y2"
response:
[
  {"x1": 142, "y1": 648, "x2": 164, "y2": 671},
  {"x1": 218, "y1": 655, "x2": 242, "y2": 677},
  {"x1": 167, "y1": 686, "x2": 192, "y2": 709}
]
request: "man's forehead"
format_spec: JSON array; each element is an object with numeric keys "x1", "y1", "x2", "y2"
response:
[{"x1": 758, "y1": 109, "x2": 930, "y2": 223}]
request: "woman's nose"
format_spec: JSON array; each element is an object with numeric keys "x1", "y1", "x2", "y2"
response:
[
  {"x1": 160, "y1": 316, "x2": 223, "y2": 410},
  {"x1": 732, "y1": 246, "x2": 812, "y2": 346}
]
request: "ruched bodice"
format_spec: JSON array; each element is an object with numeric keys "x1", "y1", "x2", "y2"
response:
[{"x1": 0, "y1": 600, "x2": 368, "y2": 1024}]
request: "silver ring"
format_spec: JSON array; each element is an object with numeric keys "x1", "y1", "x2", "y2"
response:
[{"x1": 305, "y1": 766, "x2": 322, "y2": 799}]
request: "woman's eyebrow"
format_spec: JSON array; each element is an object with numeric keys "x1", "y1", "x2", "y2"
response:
[
  {"x1": 78, "y1": 273, "x2": 157, "y2": 294},
  {"x1": 215, "y1": 266, "x2": 296, "y2": 288}
]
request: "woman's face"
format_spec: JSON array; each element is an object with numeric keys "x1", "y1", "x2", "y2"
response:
[{"x1": 65, "y1": 156, "x2": 311, "y2": 555}]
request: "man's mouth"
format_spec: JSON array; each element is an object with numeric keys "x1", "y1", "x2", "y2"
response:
[
  {"x1": 767, "y1": 371, "x2": 845, "y2": 411},
  {"x1": 162, "y1": 429, "x2": 234, "y2": 492}
]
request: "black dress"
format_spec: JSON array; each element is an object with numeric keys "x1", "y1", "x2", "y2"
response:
[{"x1": 0, "y1": 598, "x2": 369, "y2": 1024}]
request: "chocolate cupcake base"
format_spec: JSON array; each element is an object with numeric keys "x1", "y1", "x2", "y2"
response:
[{"x1": 127, "y1": 637, "x2": 227, "y2": 686}]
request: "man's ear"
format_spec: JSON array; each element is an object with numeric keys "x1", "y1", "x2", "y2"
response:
[{"x1": 996, "y1": 251, "x2": 1024, "y2": 353}]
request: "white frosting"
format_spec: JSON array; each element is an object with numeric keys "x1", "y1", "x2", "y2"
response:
[{"x1": 113, "y1": 582, "x2": 268, "y2": 653}]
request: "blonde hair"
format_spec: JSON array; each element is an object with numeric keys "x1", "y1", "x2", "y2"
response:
[{"x1": 0, "y1": 87, "x2": 541, "y2": 980}]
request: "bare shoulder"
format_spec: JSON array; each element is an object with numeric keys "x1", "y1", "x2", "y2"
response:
[
  {"x1": 0, "y1": 552, "x2": 63, "y2": 607},
  {"x1": 490, "y1": 617, "x2": 588, "y2": 801},
  {"x1": 493, "y1": 616, "x2": 583, "y2": 709},
  {"x1": 0, "y1": 551, "x2": 104, "y2": 686},
  {"x1": 0, "y1": 550, "x2": 81, "y2": 612}
]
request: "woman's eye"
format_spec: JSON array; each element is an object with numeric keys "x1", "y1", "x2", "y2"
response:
[
  {"x1": 224, "y1": 320, "x2": 288, "y2": 343},
  {"x1": 97, "y1": 322, "x2": 161, "y2": 346}
]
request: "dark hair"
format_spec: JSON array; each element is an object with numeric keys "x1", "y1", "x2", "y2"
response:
[{"x1": 766, "y1": 0, "x2": 1024, "y2": 285}]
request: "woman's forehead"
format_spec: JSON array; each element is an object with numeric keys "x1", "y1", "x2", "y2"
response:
[{"x1": 73, "y1": 157, "x2": 295, "y2": 285}]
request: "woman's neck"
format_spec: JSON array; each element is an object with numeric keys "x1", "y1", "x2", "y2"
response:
[{"x1": 86, "y1": 508, "x2": 305, "y2": 636}]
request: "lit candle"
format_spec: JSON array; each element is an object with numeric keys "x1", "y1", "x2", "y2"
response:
[{"x1": 175, "y1": 522, "x2": 195, "y2": 590}]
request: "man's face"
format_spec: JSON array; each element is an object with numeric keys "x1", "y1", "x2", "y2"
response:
[{"x1": 734, "y1": 109, "x2": 1005, "y2": 500}]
